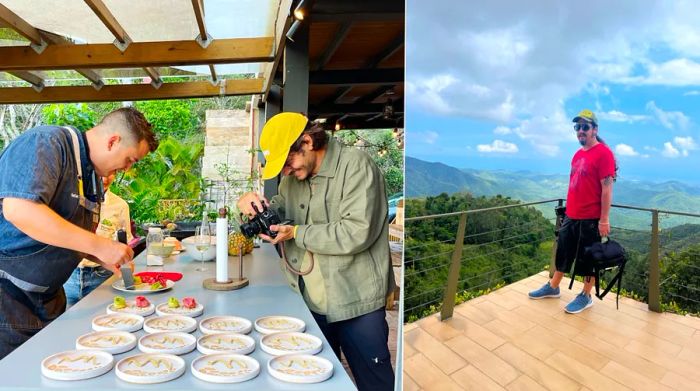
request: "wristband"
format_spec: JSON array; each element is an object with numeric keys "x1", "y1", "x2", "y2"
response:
[
  {"x1": 599, "y1": 222, "x2": 610, "y2": 225},
  {"x1": 293, "y1": 225, "x2": 299, "y2": 238}
]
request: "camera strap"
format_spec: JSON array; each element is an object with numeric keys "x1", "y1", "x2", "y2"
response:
[{"x1": 280, "y1": 241, "x2": 314, "y2": 276}]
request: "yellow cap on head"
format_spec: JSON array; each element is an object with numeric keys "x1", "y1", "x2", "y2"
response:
[
  {"x1": 572, "y1": 109, "x2": 598, "y2": 125},
  {"x1": 259, "y1": 112, "x2": 309, "y2": 180}
]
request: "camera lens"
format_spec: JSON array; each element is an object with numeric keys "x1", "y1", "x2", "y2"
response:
[{"x1": 239, "y1": 221, "x2": 260, "y2": 238}]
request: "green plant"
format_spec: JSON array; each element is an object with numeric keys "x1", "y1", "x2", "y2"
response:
[
  {"x1": 112, "y1": 136, "x2": 204, "y2": 224},
  {"x1": 134, "y1": 99, "x2": 200, "y2": 140},
  {"x1": 41, "y1": 103, "x2": 96, "y2": 131}
]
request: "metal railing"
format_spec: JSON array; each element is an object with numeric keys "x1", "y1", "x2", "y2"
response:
[{"x1": 405, "y1": 198, "x2": 700, "y2": 321}]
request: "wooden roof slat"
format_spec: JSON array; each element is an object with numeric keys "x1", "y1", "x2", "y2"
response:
[
  {"x1": 83, "y1": 0, "x2": 131, "y2": 44},
  {"x1": 0, "y1": 37, "x2": 274, "y2": 71},
  {"x1": 208, "y1": 64, "x2": 217, "y2": 82},
  {"x1": 0, "y1": 78, "x2": 264, "y2": 104},
  {"x1": 0, "y1": 3, "x2": 43, "y2": 45},
  {"x1": 356, "y1": 84, "x2": 395, "y2": 104},
  {"x1": 191, "y1": 0, "x2": 207, "y2": 39},
  {"x1": 365, "y1": 31, "x2": 404, "y2": 69},
  {"x1": 314, "y1": 21, "x2": 353, "y2": 71},
  {"x1": 7, "y1": 71, "x2": 44, "y2": 88}
]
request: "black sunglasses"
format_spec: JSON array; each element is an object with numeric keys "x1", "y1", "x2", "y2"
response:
[{"x1": 574, "y1": 123, "x2": 594, "y2": 132}]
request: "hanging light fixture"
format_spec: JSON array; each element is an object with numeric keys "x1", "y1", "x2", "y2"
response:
[{"x1": 293, "y1": 0, "x2": 308, "y2": 20}]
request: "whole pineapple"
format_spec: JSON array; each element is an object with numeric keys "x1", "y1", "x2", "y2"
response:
[{"x1": 228, "y1": 232, "x2": 254, "y2": 255}]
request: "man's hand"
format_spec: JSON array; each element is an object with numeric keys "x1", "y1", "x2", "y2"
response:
[
  {"x1": 100, "y1": 260, "x2": 134, "y2": 277},
  {"x1": 259, "y1": 224, "x2": 295, "y2": 244},
  {"x1": 598, "y1": 221, "x2": 610, "y2": 238},
  {"x1": 236, "y1": 192, "x2": 269, "y2": 218},
  {"x1": 93, "y1": 237, "x2": 134, "y2": 271}
]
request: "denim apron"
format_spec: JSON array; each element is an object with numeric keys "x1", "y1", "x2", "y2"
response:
[{"x1": 0, "y1": 126, "x2": 99, "y2": 359}]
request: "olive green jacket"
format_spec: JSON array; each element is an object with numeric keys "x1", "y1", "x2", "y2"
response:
[{"x1": 270, "y1": 138, "x2": 396, "y2": 322}]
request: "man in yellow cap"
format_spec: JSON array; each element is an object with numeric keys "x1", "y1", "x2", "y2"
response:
[
  {"x1": 529, "y1": 109, "x2": 617, "y2": 314},
  {"x1": 237, "y1": 112, "x2": 396, "y2": 390}
]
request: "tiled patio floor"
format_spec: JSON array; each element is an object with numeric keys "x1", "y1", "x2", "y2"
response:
[{"x1": 404, "y1": 271, "x2": 700, "y2": 391}]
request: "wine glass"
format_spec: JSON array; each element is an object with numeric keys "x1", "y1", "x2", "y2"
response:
[{"x1": 195, "y1": 225, "x2": 211, "y2": 272}]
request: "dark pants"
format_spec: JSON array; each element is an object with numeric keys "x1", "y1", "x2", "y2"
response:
[
  {"x1": 311, "y1": 308, "x2": 395, "y2": 391},
  {"x1": 556, "y1": 217, "x2": 601, "y2": 277},
  {"x1": 0, "y1": 279, "x2": 65, "y2": 359}
]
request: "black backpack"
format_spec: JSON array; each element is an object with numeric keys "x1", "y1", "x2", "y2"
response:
[{"x1": 570, "y1": 239, "x2": 627, "y2": 308}]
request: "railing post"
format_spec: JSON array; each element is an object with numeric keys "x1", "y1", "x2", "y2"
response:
[
  {"x1": 648, "y1": 210, "x2": 661, "y2": 312},
  {"x1": 440, "y1": 212, "x2": 467, "y2": 321},
  {"x1": 549, "y1": 199, "x2": 563, "y2": 278}
]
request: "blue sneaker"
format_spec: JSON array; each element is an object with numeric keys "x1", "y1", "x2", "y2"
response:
[
  {"x1": 528, "y1": 282, "x2": 560, "y2": 299},
  {"x1": 565, "y1": 292, "x2": 593, "y2": 314}
]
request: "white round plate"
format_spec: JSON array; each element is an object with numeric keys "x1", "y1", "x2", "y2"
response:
[
  {"x1": 138, "y1": 332, "x2": 196, "y2": 355},
  {"x1": 267, "y1": 354, "x2": 333, "y2": 384},
  {"x1": 115, "y1": 353, "x2": 185, "y2": 384},
  {"x1": 191, "y1": 353, "x2": 260, "y2": 384},
  {"x1": 41, "y1": 349, "x2": 114, "y2": 381},
  {"x1": 155, "y1": 302, "x2": 204, "y2": 317},
  {"x1": 92, "y1": 313, "x2": 144, "y2": 333},
  {"x1": 107, "y1": 300, "x2": 155, "y2": 316},
  {"x1": 76, "y1": 330, "x2": 137, "y2": 354},
  {"x1": 199, "y1": 316, "x2": 252, "y2": 335},
  {"x1": 112, "y1": 279, "x2": 175, "y2": 294},
  {"x1": 260, "y1": 332, "x2": 322, "y2": 356},
  {"x1": 254, "y1": 316, "x2": 306, "y2": 335},
  {"x1": 197, "y1": 333, "x2": 256, "y2": 355},
  {"x1": 143, "y1": 315, "x2": 197, "y2": 334}
]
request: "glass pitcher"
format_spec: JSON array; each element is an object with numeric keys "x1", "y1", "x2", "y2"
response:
[{"x1": 146, "y1": 227, "x2": 164, "y2": 266}]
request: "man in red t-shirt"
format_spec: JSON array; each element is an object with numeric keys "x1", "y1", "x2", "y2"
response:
[{"x1": 529, "y1": 109, "x2": 616, "y2": 313}]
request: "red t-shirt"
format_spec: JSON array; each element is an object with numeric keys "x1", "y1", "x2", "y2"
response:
[{"x1": 566, "y1": 143, "x2": 616, "y2": 219}]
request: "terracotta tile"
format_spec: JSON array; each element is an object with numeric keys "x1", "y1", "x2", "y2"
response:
[
  {"x1": 404, "y1": 327, "x2": 467, "y2": 375},
  {"x1": 600, "y1": 361, "x2": 673, "y2": 391},
  {"x1": 450, "y1": 365, "x2": 506, "y2": 391},
  {"x1": 494, "y1": 343, "x2": 579, "y2": 391},
  {"x1": 506, "y1": 375, "x2": 547, "y2": 391},
  {"x1": 445, "y1": 335, "x2": 519, "y2": 386},
  {"x1": 544, "y1": 351, "x2": 630, "y2": 390}
]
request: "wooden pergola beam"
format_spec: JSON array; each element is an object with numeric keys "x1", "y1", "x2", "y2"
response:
[
  {"x1": 309, "y1": 68, "x2": 403, "y2": 86},
  {"x1": 0, "y1": 37, "x2": 274, "y2": 71},
  {"x1": 0, "y1": 3, "x2": 43, "y2": 45},
  {"x1": 0, "y1": 78, "x2": 264, "y2": 104},
  {"x1": 262, "y1": 0, "x2": 293, "y2": 102},
  {"x1": 143, "y1": 67, "x2": 162, "y2": 85},
  {"x1": 208, "y1": 65, "x2": 217, "y2": 82},
  {"x1": 84, "y1": 0, "x2": 131, "y2": 44}
]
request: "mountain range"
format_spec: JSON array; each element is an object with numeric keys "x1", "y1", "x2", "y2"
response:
[{"x1": 406, "y1": 156, "x2": 700, "y2": 229}]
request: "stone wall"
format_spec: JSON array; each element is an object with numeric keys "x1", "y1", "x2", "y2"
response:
[{"x1": 201, "y1": 109, "x2": 257, "y2": 211}]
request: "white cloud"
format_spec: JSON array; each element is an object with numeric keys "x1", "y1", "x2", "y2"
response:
[
  {"x1": 407, "y1": 1, "x2": 700, "y2": 156},
  {"x1": 683, "y1": 90, "x2": 700, "y2": 96},
  {"x1": 645, "y1": 101, "x2": 690, "y2": 130},
  {"x1": 598, "y1": 110, "x2": 649, "y2": 123},
  {"x1": 494, "y1": 126, "x2": 512, "y2": 135},
  {"x1": 409, "y1": 130, "x2": 439, "y2": 145},
  {"x1": 615, "y1": 144, "x2": 639, "y2": 157},
  {"x1": 477, "y1": 140, "x2": 519, "y2": 154},
  {"x1": 662, "y1": 142, "x2": 681, "y2": 158},
  {"x1": 674, "y1": 136, "x2": 697, "y2": 151}
]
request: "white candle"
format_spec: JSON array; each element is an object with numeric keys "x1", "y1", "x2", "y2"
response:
[{"x1": 216, "y1": 216, "x2": 229, "y2": 282}]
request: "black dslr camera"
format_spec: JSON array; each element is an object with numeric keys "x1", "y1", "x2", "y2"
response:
[{"x1": 240, "y1": 202, "x2": 286, "y2": 238}]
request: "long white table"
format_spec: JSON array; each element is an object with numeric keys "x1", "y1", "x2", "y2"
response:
[{"x1": 0, "y1": 244, "x2": 357, "y2": 390}]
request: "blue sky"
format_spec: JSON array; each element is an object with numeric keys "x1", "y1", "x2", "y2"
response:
[{"x1": 406, "y1": 0, "x2": 700, "y2": 183}]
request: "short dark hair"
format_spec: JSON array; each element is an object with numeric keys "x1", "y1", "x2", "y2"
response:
[
  {"x1": 288, "y1": 121, "x2": 328, "y2": 154},
  {"x1": 99, "y1": 107, "x2": 159, "y2": 152}
]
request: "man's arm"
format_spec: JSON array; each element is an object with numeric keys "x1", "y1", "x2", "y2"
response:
[
  {"x1": 294, "y1": 154, "x2": 387, "y2": 256},
  {"x1": 599, "y1": 176, "x2": 614, "y2": 237},
  {"x1": 3, "y1": 198, "x2": 133, "y2": 267}
]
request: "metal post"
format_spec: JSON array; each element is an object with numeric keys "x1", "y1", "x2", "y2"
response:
[
  {"x1": 648, "y1": 210, "x2": 661, "y2": 312},
  {"x1": 549, "y1": 199, "x2": 563, "y2": 278},
  {"x1": 440, "y1": 212, "x2": 467, "y2": 321}
]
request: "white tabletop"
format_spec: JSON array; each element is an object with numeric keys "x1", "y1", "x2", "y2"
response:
[{"x1": 0, "y1": 244, "x2": 356, "y2": 390}]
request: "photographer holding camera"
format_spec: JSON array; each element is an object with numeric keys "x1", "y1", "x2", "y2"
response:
[{"x1": 237, "y1": 112, "x2": 395, "y2": 390}]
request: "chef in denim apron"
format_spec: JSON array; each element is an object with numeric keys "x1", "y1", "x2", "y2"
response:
[
  {"x1": 0, "y1": 125, "x2": 103, "y2": 358},
  {"x1": 0, "y1": 109, "x2": 155, "y2": 359}
]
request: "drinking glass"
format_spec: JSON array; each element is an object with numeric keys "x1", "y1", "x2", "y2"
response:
[{"x1": 195, "y1": 225, "x2": 211, "y2": 272}]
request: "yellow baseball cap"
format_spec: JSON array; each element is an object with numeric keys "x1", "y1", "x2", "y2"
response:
[
  {"x1": 572, "y1": 109, "x2": 598, "y2": 125},
  {"x1": 259, "y1": 112, "x2": 309, "y2": 180}
]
